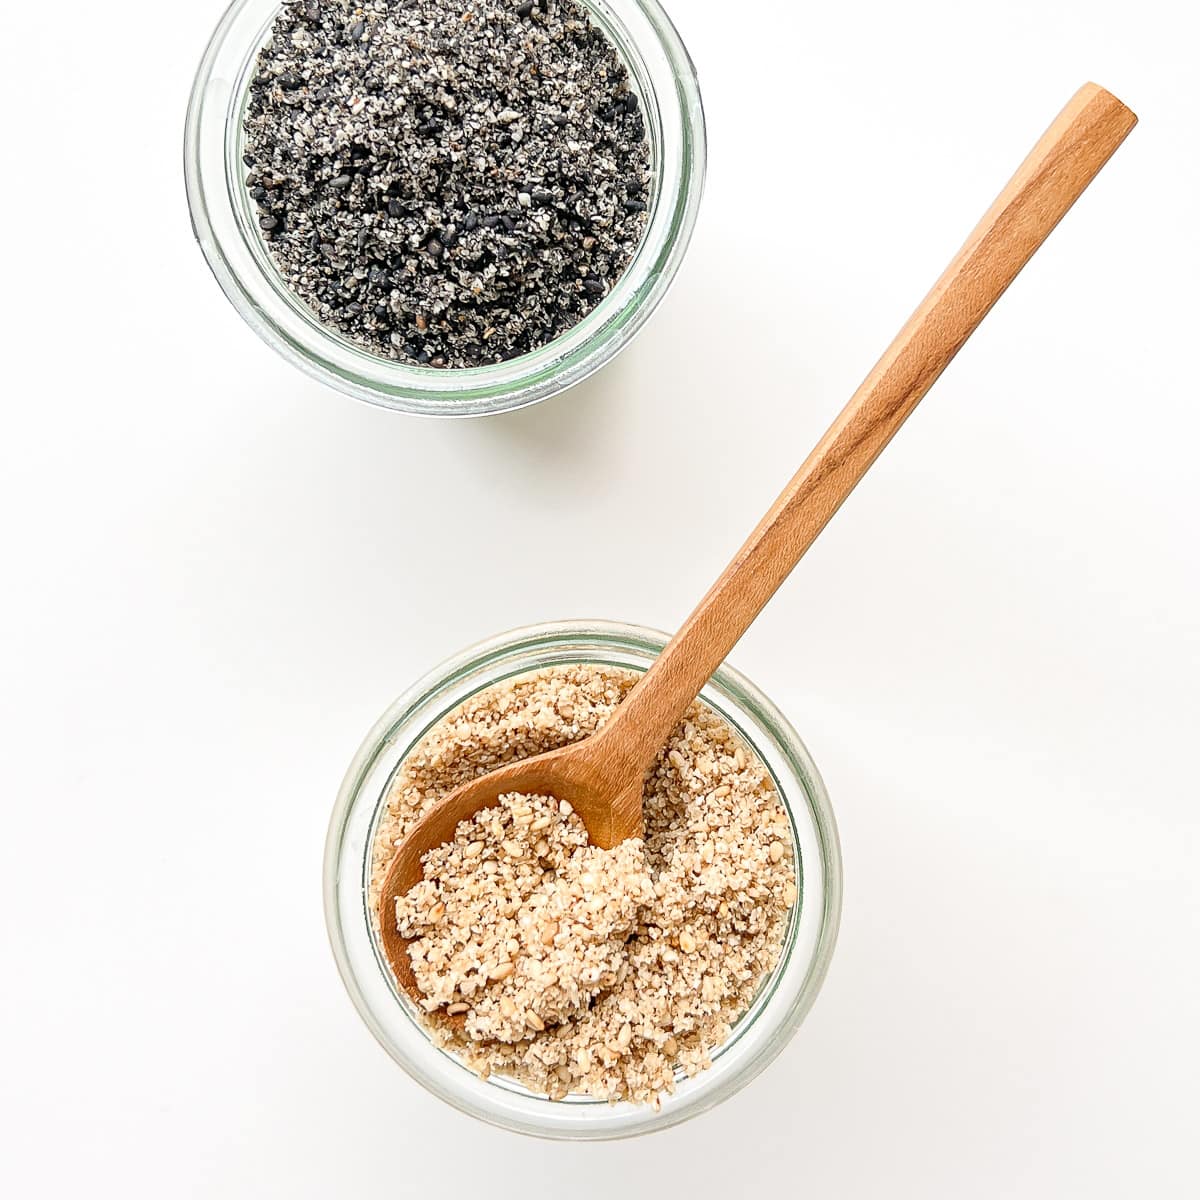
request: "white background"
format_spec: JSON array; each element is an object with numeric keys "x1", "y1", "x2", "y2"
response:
[{"x1": 2, "y1": 0, "x2": 1197, "y2": 1194}]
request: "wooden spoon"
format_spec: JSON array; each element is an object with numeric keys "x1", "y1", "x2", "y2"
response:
[{"x1": 380, "y1": 83, "x2": 1136, "y2": 1001}]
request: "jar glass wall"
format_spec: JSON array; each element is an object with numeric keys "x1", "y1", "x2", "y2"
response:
[
  {"x1": 324, "y1": 621, "x2": 842, "y2": 1139},
  {"x1": 184, "y1": 0, "x2": 707, "y2": 416}
]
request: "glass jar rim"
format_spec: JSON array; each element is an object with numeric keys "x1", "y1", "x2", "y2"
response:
[
  {"x1": 324, "y1": 620, "x2": 843, "y2": 1139},
  {"x1": 184, "y1": 0, "x2": 707, "y2": 416}
]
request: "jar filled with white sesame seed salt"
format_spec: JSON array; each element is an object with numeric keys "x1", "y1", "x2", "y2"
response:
[
  {"x1": 325, "y1": 621, "x2": 842, "y2": 1139},
  {"x1": 185, "y1": 0, "x2": 706, "y2": 416}
]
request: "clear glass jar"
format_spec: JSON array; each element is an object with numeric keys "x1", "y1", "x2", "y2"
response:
[
  {"x1": 324, "y1": 621, "x2": 842, "y2": 1139},
  {"x1": 184, "y1": 0, "x2": 707, "y2": 416}
]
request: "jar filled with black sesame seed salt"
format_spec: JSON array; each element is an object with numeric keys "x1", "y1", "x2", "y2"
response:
[
  {"x1": 185, "y1": 0, "x2": 706, "y2": 416},
  {"x1": 325, "y1": 622, "x2": 842, "y2": 1139}
]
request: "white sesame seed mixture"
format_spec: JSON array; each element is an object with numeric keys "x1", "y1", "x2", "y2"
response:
[{"x1": 370, "y1": 665, "x2": 797, "y2": 1107}]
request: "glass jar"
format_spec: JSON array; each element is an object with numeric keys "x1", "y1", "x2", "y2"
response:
[
  {"x1": 184, "y1": 0, "x2": 707, "y2": 416},
  {"x1": 324, "y1": 621, "x2": 842, "y2": 1139}
]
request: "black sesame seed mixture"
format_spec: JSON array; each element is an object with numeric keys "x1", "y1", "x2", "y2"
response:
[{"x1": 243, "y1": 0, "x2": 652, "y2": 368}]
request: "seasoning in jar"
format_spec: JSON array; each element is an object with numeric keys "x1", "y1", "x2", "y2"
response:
[
  {"x1": 243, "y1": 0, "x2": 652, "y2": 367},
  {"x1": 373, "y1": 665, "x2": 797, "y2": 1108}
]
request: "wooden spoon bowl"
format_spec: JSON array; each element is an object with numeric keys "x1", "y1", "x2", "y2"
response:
[{"x1": 378, "y1": 729, "x2": 646, "y2": 997}]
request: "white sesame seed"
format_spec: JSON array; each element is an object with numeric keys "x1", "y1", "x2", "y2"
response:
[{"x1": 376, "y1": 664, "x2": 795, "y2": 1107}]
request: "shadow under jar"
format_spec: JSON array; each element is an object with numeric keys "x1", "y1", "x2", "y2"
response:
[
  {"x1": 325, "y1": 621, "x2": 842, "y2": 1139},
  {"x1": 185, "y1": 0, "x2": 706, "y2": 416}
]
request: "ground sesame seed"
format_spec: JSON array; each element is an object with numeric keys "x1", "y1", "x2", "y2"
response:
[
  {"x1": 372, "y1": 664, "x2": 797, "y2": 1106},
  {"x1": 243, "y1": 0, "x2": 651, "y2": 367}
]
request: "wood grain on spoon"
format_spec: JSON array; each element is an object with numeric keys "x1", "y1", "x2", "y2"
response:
[{"x1": 379, "y1": 83, "x2": 1136, "y2": 1002}]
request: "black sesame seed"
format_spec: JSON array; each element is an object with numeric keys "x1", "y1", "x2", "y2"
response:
[{"x1": 243, "y1": 0, "x2": 650, "y2": 368}]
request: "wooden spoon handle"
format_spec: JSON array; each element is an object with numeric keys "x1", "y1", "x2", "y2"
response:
[{"x1": 603, "y1": 82, "x2": 1136, "y2": 777}]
